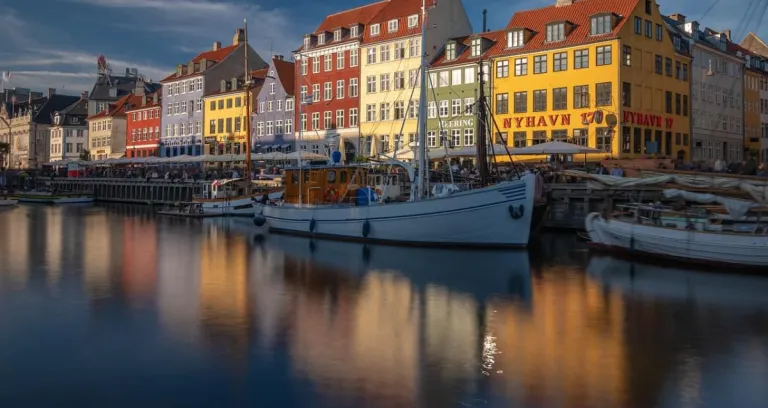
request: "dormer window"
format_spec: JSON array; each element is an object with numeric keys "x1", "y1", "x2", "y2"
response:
[
  {"x1": 407, "y1": 14, "x2": 418, "y2": 28},
  {"x1": 371, "y1": 24, "x2": 380, "y2": 36},
  {"x1": 546, "y1": 23, "x2": 566, "y2": 42},
  {"x1": 445, "y1": 43, "x2": 456, "y2": 60},
  {"x1": 334, "y1": 29, "x2": 341, "y2": 42},
  {"x1": 590, "y1": 15, "x2": 612, "y2": 36},
  {"x1": 471, "y1": 38, "x2": 481, "y2": 57},
  {"x1": 304, "y1": 36, "x2": 310, "y2": 48},
  {"x1": 388, "y1": 19, "x2": 398, "y2": 32},
  {"x1": 507, "y1": 30, "x2": 524, "y2": 48},
  {"x1": 318, "y1": 33, "x2": 325, "y2": 45},
  {"x1": 351, "y1": 25, "x2": 359, "y2": 37}
]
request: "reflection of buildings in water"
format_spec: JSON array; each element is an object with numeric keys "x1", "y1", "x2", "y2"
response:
[
  {"x1": 83, "y1": 211, "x2": 115, "y2": 298},
  {"x1": 198, "y1": 230, "x2": 252, "y2": 364},
  {"x1": 0, "y1": 207, "x2": 30, "y2": 288},
  {"x1": 487, "y1": 269, "x2": 627, "y2": 407},
  {"x1": 44, "y1": 208, "x2": 63, "y2": 288},
  {"x1": 249, "y1": 244, "x2": 287, "y2": 351},
  {"x1": 121, "y1": 217, "x2": 158, "y2": 302}
]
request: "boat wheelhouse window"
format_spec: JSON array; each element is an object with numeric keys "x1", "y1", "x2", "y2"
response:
[
  {"x1": 328, "y1": 171, "x2": 337, "y2": 183},
  {"x1": 390, "y1": 175, "x2": 398, "y2": 185},
  {"x1": 304, "y1": 170, "x2": 310, "y2": 182},
  {"x1": 291, "y1": 172, "x2": 298, "y2": 183},
  {"x1": 340, "y1": 171, "x2": 347, "y2": 184}
]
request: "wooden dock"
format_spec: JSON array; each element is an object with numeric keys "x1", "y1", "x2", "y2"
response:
[{"x1": 35, "y1": 178, "x2": 203, "y2": 205}]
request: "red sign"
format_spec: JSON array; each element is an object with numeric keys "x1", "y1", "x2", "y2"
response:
[
  {"x1": 502, "y1": 114, "x2": 571, "y2": 129},
  {"x1": 623, "y1": 111, "x2": 673, "y2": 129}
]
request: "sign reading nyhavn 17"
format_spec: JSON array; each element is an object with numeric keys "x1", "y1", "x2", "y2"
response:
[
  {"x1": 623, "y1": 111, "x2": 674, "y2": 129},
  {"x1": 502, "y1": 114, "x2": 572, "y2": 129}
]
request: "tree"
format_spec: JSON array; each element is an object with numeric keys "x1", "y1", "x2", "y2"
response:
[
  {"x1": 0, "y1": 142, "x2": 9, "y2": 170},
  {"x1": 79, "y1": 149, "x2": 90, "y2": 161}
]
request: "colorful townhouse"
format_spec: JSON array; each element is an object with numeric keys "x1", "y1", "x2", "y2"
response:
[
  {"x1": 726, "y1": 42, "x2": 768, "y2": 162},
  {"x1": 358, "y1": 0, "x2": 472, "y2": 156},
  {"x1": 159, "y1": 28, "x2": 267, "y2": 157},
  {"x1": 740, "y1": 32, "x2": 768, "y2": 162},
  {"x1": 88, "y1": 92, "x2": 137, "y2": 160},
  {"x1": 202, "y1": 68, "x2": 265, "y2": 155},
  {"x1": 487, "y1": 0, "x2": 692, "y2": 161},
  {"x1": 252, "y1": 56, "x2": 295, "y2": 153},
  {"x1": 125, "y1": 89, "x2": 162, "y2": 158},
  {"x1": 425, "y1": 31, "x2": 498, "y2": 151},
  {"x1": 294, "y1": 1, "x2": 387, "y2": 160},
  {"x1": 49, "y1": 92, "x2": 89, "y2": 162}
]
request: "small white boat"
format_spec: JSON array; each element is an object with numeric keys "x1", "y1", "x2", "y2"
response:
[
  {"x1": 585, "y1": 205, "x2": 768, "y2": 268},
  {"x1": 15, "y1": 191, "x2": 94, "y2": 204},
  {"x1": 0, "y1": 198, "x2": 18, "y2": 207},
  {"x1": 194, "y1": 178, "x2": 283, "y2": 216}
]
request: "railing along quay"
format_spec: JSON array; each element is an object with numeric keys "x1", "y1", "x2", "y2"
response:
[{"x1": 35, "y1": 178, "x2": 204, "y2": 205}]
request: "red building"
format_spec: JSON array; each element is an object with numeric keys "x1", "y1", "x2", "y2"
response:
[
  {"x1": 294, "y1": 2, "x2": 387, "y2": 159},
  {"x1": 125, "y1": 90, "x2": 162, "y2": 157}
]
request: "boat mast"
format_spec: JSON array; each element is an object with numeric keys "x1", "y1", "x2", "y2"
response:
[
  {"x1": 476, "y1": 59, "x2": 489, "y2": 185},
  {"x1": 243, "y1": 18, "x2": 252, "y2": 194},
  {"x1": 414, "y1": 0, "x2": 428, "y2": 200}
]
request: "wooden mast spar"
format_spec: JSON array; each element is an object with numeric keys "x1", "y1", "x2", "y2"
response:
[{"x1": 243, "y1": 19, "x2": 252, "y2": 195}]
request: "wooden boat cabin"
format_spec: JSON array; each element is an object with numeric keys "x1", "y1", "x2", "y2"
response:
[
  {"x1": 199, "y1": 178, "x2": 249, "y2": 200},
  {"x1": 284, "y1": 165, "x2": 376, "y2": 205}
]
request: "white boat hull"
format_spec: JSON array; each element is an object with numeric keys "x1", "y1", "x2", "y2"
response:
[
  {"x1": 16, "y1": 194, "x2": 94, "y2": 204},
  {"x1": 585, "y1": 212, "x2": 768, "y2": 267},
  {"x1": 196, "y1": 190, "x2": 283, "y2": 216},
  {"x1": 255, "y1": 176, "x2": 535, "y2": 247},
  {"x1": 0, "y1": 199, "x2": 17, "y2": 206}
]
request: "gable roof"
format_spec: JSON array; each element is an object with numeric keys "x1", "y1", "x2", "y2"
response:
[
  {"x1": 300, "y1": 1, "x2": 388, "y2": 52},
  {"x1": 487, "y1": 0, "x2": 639, "y2": 58},
  {"x1": 741, "y1": 32, "x2": 768, "y2": 58},
  {"x1": 431, "y1": 30, "x2": 505, "y2": 68},
  {"x1": 161, "y1": 44, "x2": 242, "y2": 82},
  {"x1": 58, "y1": 97, "x2": 89, "y2": 117},
  {"x1": 89, "y1": 74, "x2": 145, "y2": 101},
  {"x1": 362, "y1": 0, "x2": 435, "y2": 45},
  {"x1": 11, "y1": 94, "x2": 82, "y2": 125},
  {"x1": 272, "y1": 58, "x2": 296, "y2": 95},
  {"x1": 124, "y1": 89, "x2": 163, "y2": 112}
]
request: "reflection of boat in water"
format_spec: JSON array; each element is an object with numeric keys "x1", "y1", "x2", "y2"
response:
[
  {"x1": 260, "y1": 233, "x2": 532, "y2": 302},
  {"x1": 586, "y1": 255, "x2": 768, "y2": 307}
]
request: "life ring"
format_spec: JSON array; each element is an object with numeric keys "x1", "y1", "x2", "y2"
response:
[{"x1": 325, "y1": 187, "x2": 339, "y2": 202}]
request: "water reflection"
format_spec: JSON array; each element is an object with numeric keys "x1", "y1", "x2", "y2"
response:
[{"x1": 0, "y1": 205, "x2": 767, "y2": 407}]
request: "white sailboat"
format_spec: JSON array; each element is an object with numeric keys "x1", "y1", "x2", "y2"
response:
[{"x1": 253, "y1": 1, "x2": 536, "y2": 248}]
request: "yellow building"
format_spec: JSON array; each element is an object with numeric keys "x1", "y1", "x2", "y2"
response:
[
  {"x1": 358, "y1": 0, "x2": 472, "y2": 156},
  {"x1": 489, "y1": 0, "x2": 692, "y2": 161},
  {"x1": 201, "y1": 75, "x2": 259, "y2": 155},
  {"x1": 730, "y1": 41, "x2": 768, "y2": 159}
]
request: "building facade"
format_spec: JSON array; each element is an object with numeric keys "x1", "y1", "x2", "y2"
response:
[
  {"x1": 88, "y1": 92, "x2": 140, "y2": 160},
  {"x1": 359, "y1": 0, "x2": 472, "y2": 156},
  {"x1": 252, "y1": 57, "x2": 296, "y2": 153},
  {"x1": 49, "y1": 93, "x2": 89, "y2": 162},
  {"x1": 125, "y1": 90, "x2": 162, "y2": 158},
  {"x1": 159, "y1": 29, "x2": 267, "y2": 157},
  {"x1": 295, "y1": 2, "x2": 388, "y2": 160},
  {"x1": 426, "y1": 32, "x2": 496, "y2": 152},
  {"x1": 88, "y1": 65, "x2": 155, "y2": 116},
  {"x1": 489, "y1": 0, "x2": 691, "y2": 161},
  {"x1": 0, "y1": 89, "x2": 79, "y2": 168},
  {"x1": 741, "y1": 32, "x2": 768, "y2": 162},
  {"x1": 666, "y1": 14, "x2": 743, "y2": 163},
  {"x1": 202, "y1": 75, "x2": 254, "y2": 155}
]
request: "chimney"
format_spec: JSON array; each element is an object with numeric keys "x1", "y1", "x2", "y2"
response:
[
  {"x1": 213, "y1": 41, "x2": 222, "y2": 51},
  {"x1": 723, "y1": 29, "x2": 731, "y2": 41},
  {"x1": 482, "y1": 9, "x2": 487, "y2": 33},
  {"x1": 81, "y1": 91, "x2": 89, "y2": 100},
  {"x1": 47, "y1": 88, "x2": 55, "y2": 98},
  {"x1": 153, "y1": 93, "x2": 159, "y2": 104},
  {"x1": 134, "y1": 80, "x2": 146, "y2": 97},
  {"x1": 668, "y1": 13, "x2": 686, "y2": 24},
  {"x1": 233, "y1": 28, "x2": 245, "y2": 45},
  {"x1": 555, "y1": 0, "x2": 573, "y2": 7},
  {"x1": 142, "y1": 95, "x2": 147, "y2": 107}
]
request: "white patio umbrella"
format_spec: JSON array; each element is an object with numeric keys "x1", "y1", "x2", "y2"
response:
[{"x1": 509, "y1": 141, "x2": 603, "y2": 155}]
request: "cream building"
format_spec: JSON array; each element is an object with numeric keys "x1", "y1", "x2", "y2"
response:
[
  {"x1": 88, "y1": 92, "x2": 139, "y2": 159},
  {"x1": 49, "y1": 94, "x2": 89, "y2": 162},
  {"x1": 358, "y1": 0, "x2": 471, "y2": 156}
]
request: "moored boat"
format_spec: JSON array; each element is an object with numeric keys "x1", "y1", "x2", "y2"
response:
[
  {"x1": 192, "y1": 178, "x2": 283, "y2": 216},
  {"x1": 585, "y1": 205, "x2": 768, "y2": 268},
  {"x1": 15, "y1": 191, "x2": 94, "y2": 204},
  {"x1": 0, "y1": 198, "x2": 17, "y2": 207}
]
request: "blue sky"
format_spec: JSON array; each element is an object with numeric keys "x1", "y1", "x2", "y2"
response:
[{"x1": 0, "y1": 0, "x2": 760, "y2": 95}]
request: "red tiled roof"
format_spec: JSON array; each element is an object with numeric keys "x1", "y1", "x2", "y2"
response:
[
  {"x1": 87, "y1": 109, "x2": 110, "y2": 120},
  {"x1": 161, "y1": 44, "x2": 241, "y2": 82},
  {"x1": 362, "y1": 0, "x2": 436, "y2": 45},
  {"x1": 272, "y1": 58, "x2": 296, "y2": 95},
  {"x1": 486, "y1": 0, "x2": 640, "y2": 58},
  {"x1": 251, "y1": 68, "x2": 268, "y2": 79},
  {"x1": 431, "y1": 30, "x2": 506, "y2": 68},
  {"x1": 299, "y1": 1, "x2": 388, "y2": 52},
  {"x1": 125, "y1": 90, "x2": 163, "y2": 112}
]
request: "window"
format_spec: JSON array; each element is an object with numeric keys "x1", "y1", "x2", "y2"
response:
[
  {"x1": 596, "y1": 46, "x2": 611, "y2": 65},
  {"x1": 464, "y1": 98, "x2": 474, "y2": 114},
  {"x1": 450, "y1": 129, "x2": 461, "y2": 147},
  {"x1": 313, "y1": 57, "x2": 320, "y2": 73},
  {"x1": 410, "y1": 69, "x2": 419, "y2": 87},
  {"x1": 380, "y1": 73, "x2": 390, "y2": 91},
  {"x1": 350, "y1": 49, "x2": 358, "y2": 67},
  {"x1": 591, "y1": 15, "x2": 611, "y2": 35},
  {"x1": 438, "y1": 100, "x2": 449, "y2": 117},
  {"x1": 496, "y1": 60, "x2": 509, "y2": 78},
  {"x1": 496, "y1": 93, "x2": 509, "y2": 114},
  {"x1": 275, "y1": 120, "x2": 283, "y2": 135},
  {"x1": 311, "y1": 113, "x2": 319, "y2": 129},
  {"x1": 634, "y1": 17, "x2": 642, "y2": 34},
  {"x1": 513, "y1": 132, "x2": 527, "y2": 147},
  {"x1": 572, "y1": 129, "x2": 587, "y2": 145},
  {"x1": 394, "y1": 101, "x2": 405, "y2": 120},
  {"x1": 656, "y1": 24, "x2": 663, "y2": 41},
  {"x1": 675, "y1": 61, "x2": 681, "y2": 79},
  {"x1": 324, "y1": 82, "x2": 332, "y2": 100},
  {"x1": 665, "y1": 91, "x2": 672, "y2": 113},
  {"x1": 471, "y1": 38, "x2": 481, "y2": 56},
  {"x1": 409, "y1": 38, "x2": 420, "y2": 57},
  {"x1": 388, "y1": 19, "x2": 398, "y2": 32},
  {"x1": 349, "y1": 78, "x2": 359, "y2": 97},
  {"x1": 438, "y1": 71, "x2": 449, "y2": 87},
  {"x1": 532, "y1": 131, "x2": 547, "y2": 145},
  {"x1": 318, "y1": 33, "x2": 325, "y2": 45},
  {"x1": 534, "y1": 55, "x2": 547, "y2": 74},
  {"x1": 408, "y1": 100, "x2": 418, "y2": 118},
  {"x1": 597, "y1": 127, "x2": 612, "y2": 152},
  {"x1": 333, "y1": 30, "x2": 341, "y2": 42},
  {"x1": 446, "y1": 42, "x2": 456, "y2": 60},
  {"x1": 367, "y1": 75, "x2": 376, "y2": 93},
  {"x1": 349, "y1": 108, "x2": 358, "y2": 127},
  {"x1": 408, "y1": 14, "x2": 418, "y2": 28},
  {"x1": 301, "y1": 114, "x2": 307, "y2": 131},
  {"x1": 210, "y1": 120, "x2": 217, "y2": 134},
  {"x1": 553, "y1": 87, "x2": 567, "y2": 110},
  {"x1": 665, "y1": 57, "x2": 672, "y2": 76},
  {"x1": 574, "y1": 85, "x2": 589, "y2": 108},
  {"x1": 337, "y1": 51, "x2": 345, "y2": 69},
  {"x1": 451, "y1": 69, "x2": 462, "y2": 85},
  {"x1": 682, "y1": 63, "x2": 688, "y2": 81},
  {"x1": 574, "y1": 49, "x2": 589, "y2": 69},
  {"x1": 655, "y1": 55, "x2": 662, "y2": 74},
  {"x1": 351, "y1": 26, "x2": 359, "y2": 38},
  {"x1": 551, "y1": 130, "x2": 568, "y2": 141},
  {"x1": 268, "y1": 101, "x2": 273, "y2": 112},
  {"x1": 533, "y1": 90, "x2": 547, "y2": 112},
  {"x1": 508, "y1": 30, "x2": 524, "y2": 47},
  {"x1": 596, "y1": 82, "x2": 612, "y2": 106},
  {"x1": 622, "y1": 82, "x2": 631, "y2": 107},
  {"x1": 366, "y1": 104, "x2": 376, "y2": 121},
  {"x1": 428, "y1": 101, "x2": 437, "y2": 118},
  {"x1": 286, "y1": 98, "x2": 294, "y2": 111},
  {"x1": 465, "y1": 67, "x2": 475, "y2": 83},
  {"x1": 324, "y1": 54, "x2": 332, "y2": 71},
  {"x1": 622, "y1": 46, "x2": 631, "y2": 66},
  {"x1": 463, "y1": 129, "x2": 474, "y2": 146},
  {"x1": 336, "y1": 110, "x2": 344, "y2": 128},
  {"x1": 553, "y1": 52, "x2": 567, "y2": 72},
  {"x1": 367, "y1": 48, "x2": 377, "y2": 64},
  {"x1": 370, "y1": 24, "x2": 380, "y2": 36},
  {"x1": 380, "y1": 103, "x2": 390, "y2": 120},
  {"x1": 675, "y1": 93, "x2": 681, "y2": 115},
  {"x1": 380, "y1": 45, "x2": 390, "y2": 61},
  {"x1": 452, "y1": 99, "x2": 461, "y2": 116},
  {"x1": 644, "y1": 20, "x2": 652, "y2": 38},
  {"x1": 683, "y1": 95, "x2": 688, "y2": 116},
  {"x1": 546, "y1": 23, "x2": 565, "y2": 42}
]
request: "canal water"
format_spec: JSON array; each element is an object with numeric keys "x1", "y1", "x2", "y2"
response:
[{"x1": 1, "y1": 204, "x2": 767, "y2": 408}]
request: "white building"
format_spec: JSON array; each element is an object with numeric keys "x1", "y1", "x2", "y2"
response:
[{"x1": 49, "y1": 93, "x2": 89, "y2": 162}]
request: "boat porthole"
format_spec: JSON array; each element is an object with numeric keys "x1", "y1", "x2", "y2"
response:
[
  {"x1": 309, "y1": 219, "x2": 316, "y2": 232},
  {"x1": 362, "y1": 220, "x2": 371, "y2": 238}
]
